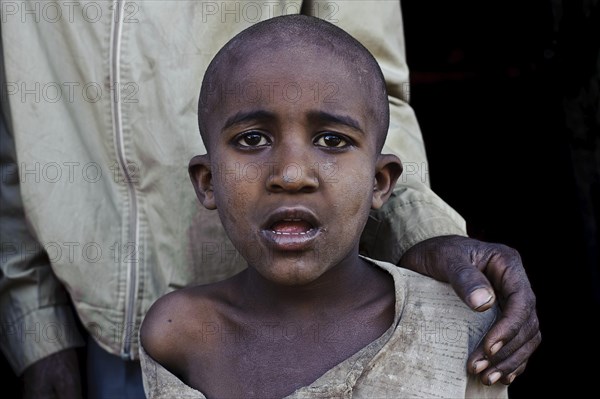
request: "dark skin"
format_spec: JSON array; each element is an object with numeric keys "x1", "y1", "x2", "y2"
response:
[
  {"x1": 142, "y1": 42, "x2": 403, "y2": 397},
  {"x1": 21, "y1": 349, "x2": 81, "y2": 399}
]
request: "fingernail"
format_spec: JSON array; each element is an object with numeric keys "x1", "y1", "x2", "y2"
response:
[
  {"x1": 468, "y1": 288, "x2": 493, "y2": 310},
  {"x1": 490, "y1": 341, "x2": 503, "y2": 355},
  {"x1": 472, "y1": 360, "x2": 489, "y2": 374},
  {"x1": 488, "y1": 372, "x2": 502, "y2": 385},
  {"x1": 508, "y1": 374, "x2": 516, "y2": 384}
]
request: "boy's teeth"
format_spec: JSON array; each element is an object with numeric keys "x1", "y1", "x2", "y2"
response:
[{"x1": 270, "y1": 220, "x2": 313, "y2": 235}]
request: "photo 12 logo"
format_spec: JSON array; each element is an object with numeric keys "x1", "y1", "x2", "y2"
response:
[
  {"x1": 212, "y1": 161, "x2": 338, "y2": 184},
  {"x1": 0, "y1": 240, "x2": 141, "y2": 265},
  {"x1": 0, "y1": 161, "x2": 140, "y2": 184},
  {"x1": 198, "y1": 1, "x2": 339, "y2": 23},
  {"x1": 200, "y1": 81, "x2": 340, "y2": 106},
  {"x1": 2, "y1": 81, "x2": 139, "y2": 104},
  {"x1": 1, "y1": 1, "x2": 140, "y2": 24}
]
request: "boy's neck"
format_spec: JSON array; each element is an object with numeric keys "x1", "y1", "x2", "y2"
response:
[{"x1": 241, "y1": 251, "x2": 371, "y2": 317}]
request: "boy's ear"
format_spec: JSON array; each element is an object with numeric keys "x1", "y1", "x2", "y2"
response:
[
  {"x1": 188, "y1": 154, "x2": 216, "y2": 210},
  {"x1": 372, "y1": 154, "x2": 403, "y2": 210}
]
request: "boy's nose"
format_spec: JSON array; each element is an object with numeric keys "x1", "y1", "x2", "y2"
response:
[{"x1": 265, "y1": 160, "x2": 319, "y2": 194}]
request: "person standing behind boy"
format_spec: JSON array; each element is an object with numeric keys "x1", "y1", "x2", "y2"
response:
[
  {"x1": 1, "y1": 2, "x2": 538, "y2": 397},
  {"x1": 140, "y1": 15, "x2": 509, "y2": 399}
]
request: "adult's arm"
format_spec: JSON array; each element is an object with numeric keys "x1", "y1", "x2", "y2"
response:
[{"x1": 0, "y1": 37, "x2": 84, "y2": 396}]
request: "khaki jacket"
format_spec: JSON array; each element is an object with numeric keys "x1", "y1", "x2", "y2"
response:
[{"x1": 0, "y1": 0, "x2": 465, "y2": 374}]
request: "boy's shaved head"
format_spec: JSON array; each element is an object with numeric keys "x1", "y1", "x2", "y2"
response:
[{"x1": 198, "y1": 15, "x2": 390, "y2": 151}]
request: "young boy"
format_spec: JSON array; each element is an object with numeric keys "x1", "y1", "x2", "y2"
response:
[{"x1": 140, "y1": 15, "x2": 508, "y2": 399}]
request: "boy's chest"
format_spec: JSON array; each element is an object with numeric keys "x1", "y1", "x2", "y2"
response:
[{"x1": 184, "y1": 318, "x2": 387, "y2": 398}]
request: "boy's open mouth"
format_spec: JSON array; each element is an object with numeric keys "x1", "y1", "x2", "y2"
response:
[{"x1": 260, "y1": 208, "x2": 322, "y2": 250}]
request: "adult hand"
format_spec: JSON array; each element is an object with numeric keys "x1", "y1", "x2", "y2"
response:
[
  {"x1": 400, "y1": 235, "x2": 541, "y2": 385},
  {"x1": 22, "y1": 348, "x2": 82, "y2": 399}
]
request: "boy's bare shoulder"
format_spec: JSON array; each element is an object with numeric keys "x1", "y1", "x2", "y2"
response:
[{"x1": 140, "y1": 278, "x2": 239, "y2": 372}]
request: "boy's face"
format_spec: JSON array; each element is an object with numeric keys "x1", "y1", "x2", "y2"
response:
[{"x1": 191, "y1": 45, "x2": 401, "y2": 286}]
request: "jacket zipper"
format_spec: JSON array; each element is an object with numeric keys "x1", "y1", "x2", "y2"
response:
[{"x1": 110, "y1": 0, "x2": 139, "y2": 360}]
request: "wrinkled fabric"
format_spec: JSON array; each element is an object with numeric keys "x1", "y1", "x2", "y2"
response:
[
  {"x1": 1, "y1": 1, "x2": 466, "y2": 374},
  {"x1": 140, "y1": 257, "x2": 506, "y2": 399}
]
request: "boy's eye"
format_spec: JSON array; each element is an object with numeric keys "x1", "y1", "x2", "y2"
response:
[
  {"x1": 237, "y1": 132, "x2": 270, "y2": 147},
  {"x1": 314, "y1": 133, "x2": 348, "y2": 148}
]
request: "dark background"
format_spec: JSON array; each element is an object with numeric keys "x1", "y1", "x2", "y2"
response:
[
  {"x1": 403, "y1": 0, "x2": 600, "y2": 397},
  {"x1": 3, "y1": 1, "x2": 599, "y2": 397}
]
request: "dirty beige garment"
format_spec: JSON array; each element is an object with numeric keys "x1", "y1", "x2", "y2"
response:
[{"x1": 140, "y1": 258, "x2": 507, "y2": 399}]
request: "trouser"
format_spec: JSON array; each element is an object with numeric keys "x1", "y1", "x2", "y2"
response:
[{"x1": 87, "y1": 338, "x2": 146, "y2": 399}]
